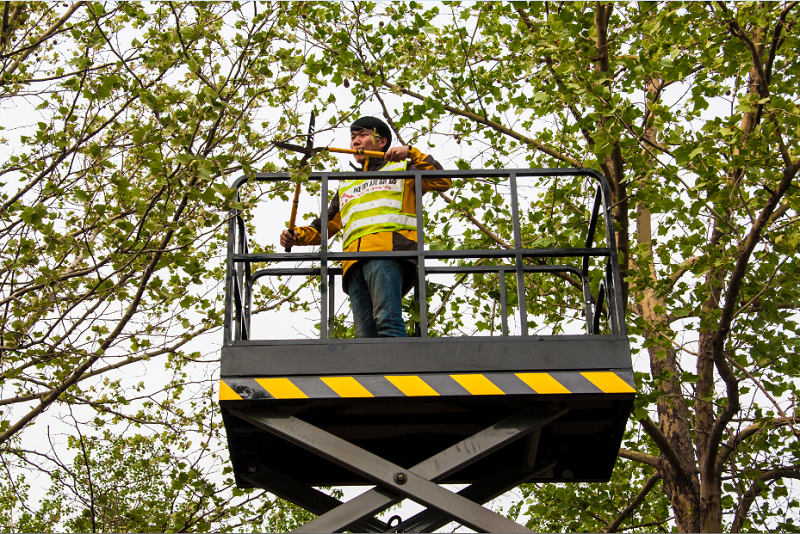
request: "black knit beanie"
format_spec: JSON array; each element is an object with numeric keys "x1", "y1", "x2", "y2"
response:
[{"x1": 350, "y1": 117, "x2": 392, "y2": 149}]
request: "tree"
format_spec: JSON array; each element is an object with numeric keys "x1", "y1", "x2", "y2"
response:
[{"x1": 288, "y1": 1, "x2": 800, "y2": 531}]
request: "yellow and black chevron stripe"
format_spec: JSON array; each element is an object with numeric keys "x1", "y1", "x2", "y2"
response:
[{"x1": 219, "y1": 371, "x2": 635, "y2": 401}]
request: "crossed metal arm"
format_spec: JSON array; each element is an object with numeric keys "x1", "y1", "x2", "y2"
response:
[{"x1": 229, "y1": 403, "x2": 567, "y2": 533}]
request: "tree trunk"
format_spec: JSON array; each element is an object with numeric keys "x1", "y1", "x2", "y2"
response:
[{"x1": 634, "y1": 8, "x2": 701, "y2": 526}]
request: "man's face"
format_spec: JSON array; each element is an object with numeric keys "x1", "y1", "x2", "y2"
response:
[{"x1": 350, "y1": 128, "x2": 387, "y2": 163}]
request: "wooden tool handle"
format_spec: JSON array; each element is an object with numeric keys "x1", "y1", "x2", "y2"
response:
[
  {"x1": 285, "y1": 182, "x2": 302, "y2": 252},
  {"x1": 327, "y1": 147, "x2": 386, "y2": 158}
]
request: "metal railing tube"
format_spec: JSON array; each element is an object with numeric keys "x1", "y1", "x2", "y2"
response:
[
  {"x1": 320, "y1": 174, "x2": 329, "y2": 340},
  {"x1": 509, "y1": 171, "x2": 528, "y2": 336},
  {"x1": 222, "y1": 168, "x2": 627, "y2": 342},
  {"x1": 415, "y1": 171, "x2": 427, "y2": 338}
]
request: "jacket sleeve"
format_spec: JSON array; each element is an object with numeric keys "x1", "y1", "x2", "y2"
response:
[
  {"x1": 294, "y1": 192, "x2": 343, "y2": 246},
  {"x1": 408, "y1": 147, "x2": 451, "y2": 193}
]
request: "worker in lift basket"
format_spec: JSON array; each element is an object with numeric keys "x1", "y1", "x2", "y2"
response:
[{"x1": 279, "y1": 117, "x2": 451, "y2": 338}]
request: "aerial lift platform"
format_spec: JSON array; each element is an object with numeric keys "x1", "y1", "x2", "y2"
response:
[{"x1": 219, "y1": 168, "x2": 635, "y2": 532}]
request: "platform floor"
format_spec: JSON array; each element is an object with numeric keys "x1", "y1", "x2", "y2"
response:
[{"x1": 220, "y1": 336, "x2": 635, "y2": 487}]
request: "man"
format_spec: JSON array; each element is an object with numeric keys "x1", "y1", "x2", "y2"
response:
[{"x1": 279, "y1": 116, "x2": 450, "y2": 338}]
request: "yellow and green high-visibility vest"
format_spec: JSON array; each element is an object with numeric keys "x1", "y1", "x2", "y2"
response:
[{"x1": 339, "y1": 161, "x2": 416, "y2": 248}]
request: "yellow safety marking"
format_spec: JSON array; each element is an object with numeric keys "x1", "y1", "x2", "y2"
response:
[
  {"x1": 450, "y1": 374, "x2": 505, "y2": 395},
  {"x1": 581, "y1": 372, "x2": 637, "y2": 393},
  {"x1": 321, "y1": 376, "x2": 374, "y2": 398},
  {"x1": 516, "y1": 373, "x2": 571, "y2": 394},
  {"x1": 255, "y1": 378, "x2": 308, "y2": 399},
  {"x1": 219, "y1": 380, "x2": 243, "y2": 401},
  {"x1": 385, "y1": 375, "x2": 440, "y2": 397}
]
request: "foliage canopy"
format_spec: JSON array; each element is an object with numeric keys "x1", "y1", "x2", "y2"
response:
[{"x1": 1, "y1": 1, "x2": 799, "y2": 532}]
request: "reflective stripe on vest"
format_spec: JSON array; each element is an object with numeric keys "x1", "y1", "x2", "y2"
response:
[{"x1": 340, "y1": 160, "x2": 416, "y2": 248}]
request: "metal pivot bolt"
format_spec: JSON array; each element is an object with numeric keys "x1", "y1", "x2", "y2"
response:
[
  {"x1": 385, "y1": 515, "x2": 403, "y2": 533},
  {"x1": 393, "y1": 471, "x2": 407, "y2": 485},
  {"x1": 247, "y1": 464, "x2": 258, "y2": 473}
]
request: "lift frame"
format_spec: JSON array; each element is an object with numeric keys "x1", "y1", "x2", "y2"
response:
[{"x1": 220, "y1": 168, "x2": 634, "y2": 532}]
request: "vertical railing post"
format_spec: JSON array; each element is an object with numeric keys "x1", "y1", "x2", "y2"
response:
[
  {"x1": 594, "y1": 279, "x2": 607, "y2": 335},
  {"x1": 328, "y1": 272, "x2": 335, "y2": 334},
  {"x1": 234, "y1": 214, "x2": 245, "y2": 342},
  {"x1": 582, "y1": 185, "x2": 603, "y2": 335},
  {"x1": 582, "y1": 272, "x2": 595, "y2": 335},
  {"x1": 509, "y1": 172, "x2": 528, "y2": 336},
  {"x1": 604, "y1": 259, "x2": 618, "y2": 335},
  {"x1": 243, "y1": 218, "x2": 252, "y2": 341},
  {"x1": 223, "y1": 192, "x2": 239, "y2": 346},
  {"x1": 320, "y1": 175, "x2": 329, "y2": 340},
  {"x1": 597, "y1": 172, "x2": 627, "y2": 338},
  {"x1": 415, "y1": 171, "x2": 427, "y2": 337},
  {"x1": 499, "y1": 268, "x2": 509, "y2": 337}
]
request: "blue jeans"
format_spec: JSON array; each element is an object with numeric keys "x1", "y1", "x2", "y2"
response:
[{"x1": 346, "y1": 260, "x2": 408, "y2": 338}]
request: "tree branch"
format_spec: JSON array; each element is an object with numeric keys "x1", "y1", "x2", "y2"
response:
[
  {"x1": 731, "y1": 468, "x2": 800, "y2": 533},
  {"x1": 514, "y1": 6, "x2": 595, "y2": 147},
  {"x1": 716, "y1": 417, "x2": 798, "y2": 474},
  {"x1": 720, "y1": 2, "x2": 794, "y2": 166},
  {"x1": 0, "y1": 2, "x2": 15, "y2": 51},
  {"x1": 718, "y1": 2, "x2": 768, "y2": 96},
  {"x1": 0, "y1": 319, "x2": 217, "y2": 408},
  {"x1": 666, "y1": 256, "x2": 700, "y2": 291},
  {"x1": 764, "y1": 2, "x2": 799, "y2": 86},
  {"x1": 2, "y1": 2, "x2": 84, "y2": 77},
  {"x1": 373, "y1": 86, "x2": 407, "y2": 146},
  {"x1": 167, "y1": 2, "x2": 219, "y2": 93},
  {"x1": 640, "y1": 415, "x2": 687, "y2": 479},
  {"x1": 706, "y1": 159, "x2": 800, "y2": 479},
  {"x1": 376, "y1": 77, "x2": 583, "y2": 167},
  {"x1": 605, "y1": 472, "x2": 662, "y2": 533},
  {"x1": 769, "y1": 201, "x2": 791, "y2": 224},
  {"x1": 0, "y1": 88, "x2": 145, "y2": 219},
  {"x1": 733, "y1": 256, "x2": 790, "y2": 319},
  {"x1": 619, "y1": 448, "x2": 659, "y2": 468},
  {"x1": 437, "y1": 191, "x2": 512, "y2": 250}
]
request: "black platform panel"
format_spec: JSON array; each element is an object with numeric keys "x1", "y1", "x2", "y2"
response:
[{"x1": 221, "y1": 337, "x2": 635, "y2": 487}]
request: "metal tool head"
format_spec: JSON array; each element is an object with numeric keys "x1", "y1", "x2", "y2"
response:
[
  {"x1": 273, "y1": 140, "x2": 313, "y2": 156},
  {"x1": 274, "y1": 111, "x2": 318, "y2": 162},
  {"x1": 299, "y1": 111, "x2": 316, "y2": 166},
  {"x1": 305, "y1": 111, "x2": 316, "y2": 152}
]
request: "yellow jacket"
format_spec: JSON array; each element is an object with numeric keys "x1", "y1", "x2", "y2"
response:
[{"x1": 294, "y1": 147, "x2": 450, "y2": 294}]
